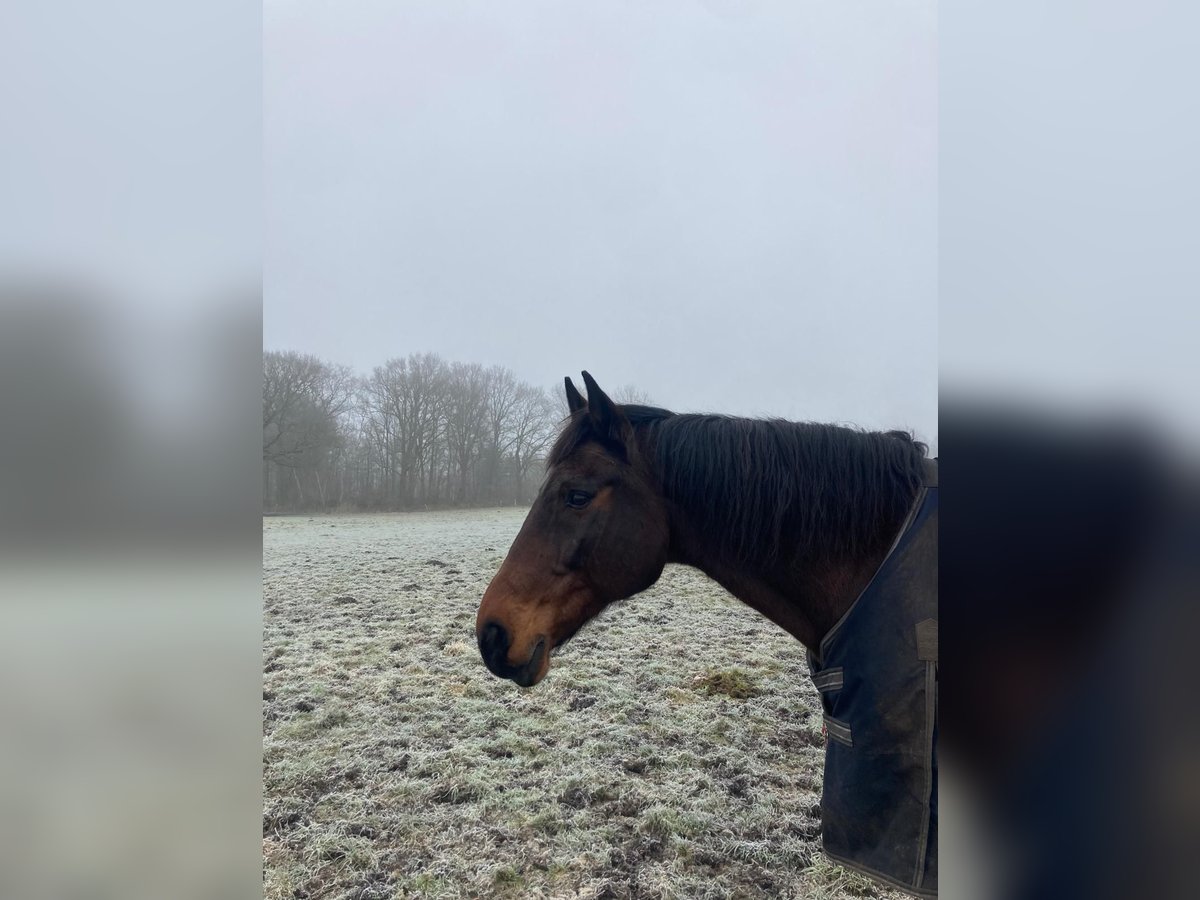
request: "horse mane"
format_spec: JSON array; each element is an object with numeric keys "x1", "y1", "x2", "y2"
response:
[{"x1": 550, "y1": 404, "x2": 928, "y2": 569}]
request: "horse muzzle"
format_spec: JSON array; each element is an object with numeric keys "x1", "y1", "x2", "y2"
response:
[{"x1": 477, "y1": 620, "x2": 548, "y2": 688}]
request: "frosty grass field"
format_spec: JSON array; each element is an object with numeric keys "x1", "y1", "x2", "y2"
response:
[{"x1": 263, "y1": 509, "x2": 902, "y2": 900}]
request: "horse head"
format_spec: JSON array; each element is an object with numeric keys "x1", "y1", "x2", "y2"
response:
[{"x1": 474, "y1": 372, "x2": 670, "y2": 686}]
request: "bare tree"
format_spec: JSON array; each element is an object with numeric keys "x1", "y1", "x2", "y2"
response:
[
  {"x1": 402, "y1": 353, "x2": 449, "y2": 507},
  {"x1": 443, "y1": 362, "x2": 488, "y2": 504},
  {"x1": 263, "y1": 350, "x2": 562, "y2": 512},
  {"x1": 263, "y1": 351, "x2": 353, "y2": 467},
  {"x1": 510, "y1": 384, "x2": 556, "y2": 503},
  {"x1": 263, "y1": 351, "x2": 353, "y2": 509},
  {"x1": 481, "y1": 365, "x2": 520, "y2": 502},
  {"x1": 614, "y1": 384, "x2": 654, "y2": 406}
]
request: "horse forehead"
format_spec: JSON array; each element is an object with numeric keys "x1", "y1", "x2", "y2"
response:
[{"x1": 557, "y1": 443, "x2": 620, "y2": 476}]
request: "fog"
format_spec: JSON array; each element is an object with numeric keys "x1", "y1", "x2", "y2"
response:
[{"x1": 264, "y1": 0, "x2": 937, "y2": 443}]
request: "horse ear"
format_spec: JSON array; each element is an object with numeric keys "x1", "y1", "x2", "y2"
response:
[
  {"x1": 564, "y1": 376, "x2": 586, "y2": 413},
  {"x1": 581, "y1": 371, "x2": 626, "y2": 441}
]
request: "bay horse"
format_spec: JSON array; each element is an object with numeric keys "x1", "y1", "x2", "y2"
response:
[{"x1": 475, "y1": 372, "x2": 937, "y2": 896}]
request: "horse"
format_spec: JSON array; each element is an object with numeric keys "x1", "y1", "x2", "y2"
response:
[{"x1": 475, "y1": 371, "x2": 938, "y2": 897}]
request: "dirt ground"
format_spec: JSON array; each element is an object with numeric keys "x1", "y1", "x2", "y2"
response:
[{"x1": 263, "y1": 509, "x2": 901, "y2": 899}]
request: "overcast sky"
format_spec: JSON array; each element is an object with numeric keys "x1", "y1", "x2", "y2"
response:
[{"x1": 265, "y1": 1, "x2": 936, "y2": 445}]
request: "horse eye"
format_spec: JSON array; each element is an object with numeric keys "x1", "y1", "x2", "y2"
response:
[{"x1": 566, "y1": 490, "x2": 593, "y2": 509}]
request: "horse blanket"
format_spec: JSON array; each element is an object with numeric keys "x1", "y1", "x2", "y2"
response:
[{"x1": 808, "y1": 459, "x2": 938, "y2": 898}]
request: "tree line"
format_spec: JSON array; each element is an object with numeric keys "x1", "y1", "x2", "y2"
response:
[{"x1": 263, "y1": 350, "x2": 650, "y2": 513}]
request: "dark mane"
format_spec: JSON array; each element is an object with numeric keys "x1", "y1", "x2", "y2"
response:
[{"x1": 550, "y1": 405, "x2": 928, "y2": 569}]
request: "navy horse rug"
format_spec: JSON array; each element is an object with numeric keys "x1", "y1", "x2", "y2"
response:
[{"x1": 808, "y1": 460, "x2": 938, "y2": 898}]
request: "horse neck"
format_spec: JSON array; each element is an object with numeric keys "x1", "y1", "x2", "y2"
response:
[
  {"x1": 638, "y1": 428, "x2": 911, "y2": 653},
  {"x1": 664, "y1": 512, "x2": 888, "y2": 652}
]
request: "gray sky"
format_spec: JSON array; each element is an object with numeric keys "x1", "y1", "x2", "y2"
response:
[{"x1": 265, "y1": 1, "x2": 936, "y2": 445}]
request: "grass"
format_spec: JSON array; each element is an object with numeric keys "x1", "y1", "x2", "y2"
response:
[{"x1": 264, "y1": 508, "x2": 904, "y2": 899}]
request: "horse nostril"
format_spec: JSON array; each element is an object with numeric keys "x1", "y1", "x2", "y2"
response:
[{"x1": 478, "y1": 620, "x2": 510, "y2": 664}]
